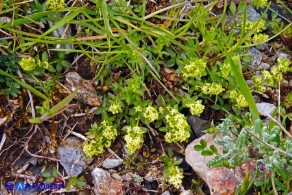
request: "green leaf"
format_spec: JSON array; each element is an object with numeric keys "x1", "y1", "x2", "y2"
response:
[
  {"x1": 209, "y1": 145, "x2": 218, "y2": 154},
  {"x1": 194, "y1": 144, "x2": 204, "y2": 151},
  {"x1": 200, "y1": 139, "x2": 207, "y2": 148},
  {"x1": 165, "y1": 58, "x2": 176, "y2": 67},
  {"x1": 274, "y1": 177, "x2": 287, "y2": 192},
  {"x1": 42, "y1": 51, "x2": 49, "y2": 61},
  {"x1": 230, "y1": 1, "x2": 236, "y2": 15},
  {"x1": 226, "y1": 54, "x2": 260, "y2": 120},
  {"x1": 76, "y1": 179, "x2": 86, "y2": 189},
  {"x1": 240, "y1": 169, "x2": 251, "y2": 194},
  {"x1": 42, "y1": 172, "x2": 51, "y2": 178},
  {"x1": 0, "y1": 69, "x2": 49, "y2": 100},
  {"x1": 61, "y1": 60, "x2": 71, "y2": 67},
  {"x1": 52, "y1": 168, "x2": 58, "y2": 177},
  {"x1": 45, "y1": 177, "x2": 55, "y2": 184},
  {"x1": 201, "y1": 150, "x2": 214, "y2": 156}
]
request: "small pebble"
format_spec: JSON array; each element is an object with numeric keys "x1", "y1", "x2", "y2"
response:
[
  {"x1": 102, "y1": 158, "x2": 123, "y2": 169},
  {"x1": 256, "y1": 102, "x2": 276, "y2": 116}
]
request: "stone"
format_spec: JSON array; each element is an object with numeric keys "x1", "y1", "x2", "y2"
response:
[
  {"x1": 161, "y1": 191, "x2": 171, "y2": 195},
  {"x1": 57, "y1": 137, "x2": 93, "y2": 176},
  {"x1": 102, "y1": 158, "x2": 123, "y2": 169},
  {"x1": 48, "y1": 13, "x2": 73, "y2": 51},
  {"x1": 248, "y1": 47, "x2": 269, "y2": 70},
  {"x1": 185, "y1": 134, "x2": 246, "y2": 195},
  {"x1": 180, "y1": 190, "x2": 194, "y2": 195},
  {"x1": 187, "y1": 115, "x2": 209, "y2": 138},
  {"x1": 111, "y1": 173, "x2": 123, "y2": 181},
  {"x1": 256, "y1": 102, "x2": 276, "y2": 116},
  {"x1": 246, "y1": 5, "x2": 260, "y2": 22},
  {"x1": 277, "y1": 51, "x2": 291, "y2": 62},
  {"x1": 0, "y1": 17, "x2": 11, "y2": 23},
  {"x1": 92, "y1": 168, "x2": 125, "y2": 195},
  {"x1": 65, "y1": 72, "x2": 101, "y2": 106}
]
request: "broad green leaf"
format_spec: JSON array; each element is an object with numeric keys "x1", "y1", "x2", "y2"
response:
[
  {"x1": 200, "y1": 139, "x2": 207, "y2": 148},
  {"x1": 229, "y1": 2, "x2": 236, "y2": 15},
  {"x1": 194, "y1": 145, "x2": 204, "y2": 151},
  {"x1": 201, "y1": 150, "x2": 214, "y2": 156},
  {"x1": 77, "y1": 179, "x2": 86, "y2": 189},
  {"x1": 44, "y1": 177, "x2": 55, "y2": 184},
  {"x1": 210, "y1": 145, "x2": 218, "y2": 154},
  {"x1": 52, "y1": 168, "x2": 58, "y2": 177},
  {"x1": 42, "y1": 172, "x2": 51, "y2": 178}
]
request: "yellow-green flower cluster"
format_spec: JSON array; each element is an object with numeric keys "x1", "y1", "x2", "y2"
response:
[
  {"x1": 236, "y1": 94, "x2": 248, "y2": 108},
  {"x1": 182, "y1": 58, "x2": 207, "y2": 79},
  {"x1": 186, "y1": 100, "x2": 205, "y2": 116},
  {"x1": 202, "y1": 83, "x2": 225, "y2": 95},
  {"x1": 252, "y1": 76, "x2": 266, "y2": 92},
  {"x1": 164, "y1": 107, "x2": 190, "y2": 143},
  {"x1": 19, "y1": 57, "x2": 37, "y2": 71},
  {"x1": 253, "y1": 34, "x2": 269, "y2": 44},
  {"x1": 83, "y1": 121, "x2": 117, "y2": 157},
  {"x1": 261, "y1": 70, "x2": 274, "y2": 86},
  {"x1": 243, "y1": 19, "x2": 266, "y2": 33},
  {"x1": 46, "y1": 0, "x2": 65, "y2": 11},
  {"x1": 229, "y1": 90, "x2": 248, "y2": 108},
  {"x1": 144, "y1": 105, "x2": 159, "y2": 123},
  {"x1": 124, "y1": 126, "x2": 144, "y2": 154},
  {"x1": 220, "y1": 62, "x2": 231, "y2": 78},
  {"x1": 251, "y1": 0, "x2": 267, "y2": 8},
  {"x1": 270, "y1": 66, "x2": 283, "y2": 81},
  {"x1": 167, "y1": 166, "x2": 184, "y2": 188},
  {"x1": 278, "y1": 58, "x2": 291, "y2": 73},
  {"x1": 109, "y1": 100, "x2": 122, "y2": 114}
]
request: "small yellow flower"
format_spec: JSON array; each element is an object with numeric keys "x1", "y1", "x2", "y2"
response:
[
  {"x1": 124, "y1": 126, "x2": 144, "y2": 154},
  {"x1": 19, "y1": 57, "x2": 37, "y2": 71},
  {"x1": 253, "y1": 34, "x2": 269, "y2": 44},
  {"x1": 229, "y1": 90, "x2": 237, "y2": 100},
  {"x1": 167, "y1": 167, "x2": 184, "y2": 188},
  {"x1": 202, "y1": 83, "x2": 224, "y2": 95},
  {"x1": 186, "y1": 100, "x2": 205, "y2": 116},
  {"x1": 144, "y1": 106, "x2": 159, "y2": 123},
  {"x1": 182, "y1": 58, "x2": 207, "y2": 79},
  {"x1": 109, "y1": 101, "x2": 122, "y2": 114},
  {"x1": 261, "y1": 70, "x2": 274, "y2": 86},
  {"x1": 235, "y1": 94, "x2": 248, "y2": 108},
  {"x1": 46, "y1": 0, "x2": 65, "y2": 11},
  {"x1": 252, "y1": 0, "x2": 268, "y2": 8}
]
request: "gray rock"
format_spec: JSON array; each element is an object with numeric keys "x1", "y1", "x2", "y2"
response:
[
  {"x1": 256, "y1": 43, "x2": 269, "y2": 51},
  {"x1": 180, "y1": 190, "x2": 194, "y2": 195},
  {"x1": 92, "y1": 168, "x2": 125, "y2": 195},
  {"x1": 246, "y1": 5, "x2": 260, "y2": 22},
  {"x1": 111, "y1": 173, "x2": 123, "y2": 181},
  {"x1": 102, "y1": 158, "x2": 123, "y2": 169},
  {"x1": 248, "y1": 47, "x2": 269, "y2": 70},
  {"x1": 65, "y1": 72, "x2": 101, "y2": 106},
  {"x1": 187, "y1": 116, "x2": 209, "y2": 138},
  {"x1": 277, "y1": 51, "x2": 291, "y2": 62},
  {"x1": 161, "y1": 191, "x2": 171, "y2": 195},
  {"x1": 256, "y1": 102, "x2": 276, "y2": 116},
  {"x1": 48, "y1": 13, "x2": 73, "y2": 51},
  {"x1": 0, "y1": 17, "x2": 11, "y2": 23},
  {"x1": 57, "y1": 137, "x2": 93, "y2": 176}
]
